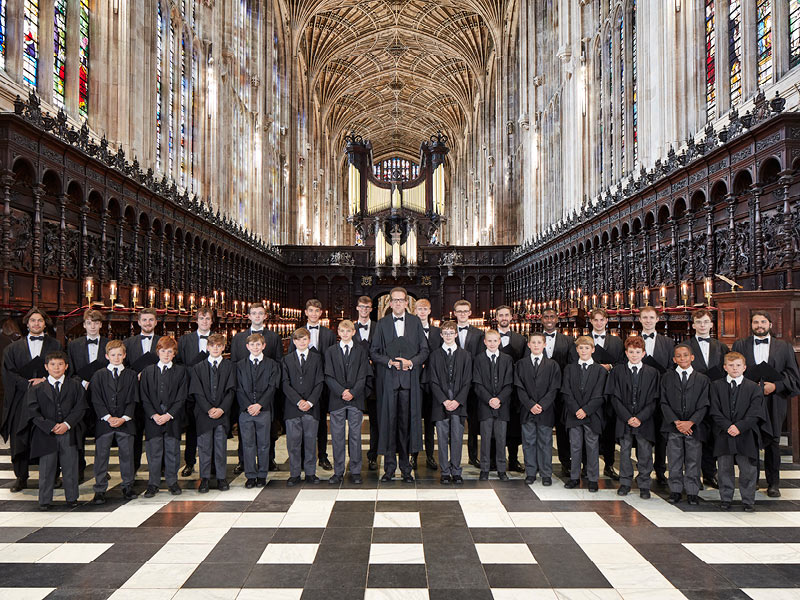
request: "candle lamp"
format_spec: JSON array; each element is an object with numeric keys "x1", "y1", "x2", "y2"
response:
[
  {"x1": 583, "y1": 295, "x2": 589, "y2": 310},
  {"x1": 660, "y1": 285, "x2": 667, "y2": 308},
  {"x1": 177, "y1": 292, "x2": 184, "y2": 311},
  {"x1": 189, "y1": 293, "x2": 196, "y2": 310},
  {"x1": 569, "y1": 289, "x2": 575, "y2": 307},
  {"x1": 108, "y1": 280, "x2": 117, "y2": 306},
  {"x1": 704, "y1": 276, "x2": 713, "y2": 305},
  {"x1": 613, "y1": 291, "x2": 621, "y2": 308},
  {"x1": 556, "y1": 299, "x2": 561, "y2": 312},
  {"x1": 642, "y1": 287, "x2": 650, "y2": 306},
  {"x1": 602, "y1": 292, "x2": 609, "y2": 307},
  {"x1": 220, "y1": 291, "x2": 226, "y2": 310},
  {"x1": 234, "y1": 300, "x2": 239, "y2": 314},
  {"x1": 163, "y1": 288, "x2": 171, "y2": 309},
  {"x1": 680, "y1": 281, "x2": 689, "y2": 306},
  {"x1": 84, "y1": 276, "x2": 94, "y2": 305},
  {"x1": 628, "y1": 288, "x2": 635, "y2": 309},
  {"x1": 591, "y1": 294, "x2": 597, "y2": 308},
  {"x1": 200, "y1": 296, "x2": 207, "y2": 308},
  {"x1": 148, "y1": 286, "x2": 156, "y2": 308},
  {"x1": 131, "y1": 284, "x2": 140, "y2": 308}
]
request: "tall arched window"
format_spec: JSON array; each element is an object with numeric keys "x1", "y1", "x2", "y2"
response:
[
  {"x1": 729, "y1": 0, "x2": 742, "y2": 107},
  {"x1": 791, "y1": 0, "x2": 800, "y2": 68},
  {"x1": 78, "y1": 0, "x2": 89, "y2": 118},
  {"x1": 23, "y1": 0, "x2": 39, "y2": 88},
  {"x1": 180, "y1": 35, "x2": 187, "y2": 188},
  {"x1": 53, "y1": 0, "x2": 67, "y2": 109},
  {"x1": 155, "y1": 1, "x2": 164, "y2": 172},
  {"x1": 596, "y1": 46, "x2": 604, "y2": 191},
  {"x1": 0, "y1": 1, "x2": 6, "y2": 70},
  {"x1": 618, "y1": 11, "x2": 625, "y2": 176},
  {"x1": 756, "y1": 0, "x2": 772, "y2": 87},
  {"x1": 191, "y1": 49, "x2": 198, "y2": 192},
  {"x1": 606, "y1": 29, "x2": 614, "y2": 180},
  {"x1": 705, "y1": 0, "x2": 716, "y2": 121},
  {"x1": 168, "y1": 22, "x2": 175, "y2": 175},
  {"x1": 631, "y1": 0, "x2": 638, "y2": 169}
]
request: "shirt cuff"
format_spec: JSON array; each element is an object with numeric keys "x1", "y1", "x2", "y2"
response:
[
  {"x1": 64, "y1": 423, "x2": 70, "y2": 430},
  {"x1": 122, "y1": 416, "x2": 132, "y2": 422},
  {"x1": 102, "y1": 414, "x2": 111, "y2": 421}
]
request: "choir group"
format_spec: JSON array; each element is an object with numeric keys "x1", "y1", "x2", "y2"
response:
[{"x1": 2, "y1": 286, "x2": 799, "y2": 514}]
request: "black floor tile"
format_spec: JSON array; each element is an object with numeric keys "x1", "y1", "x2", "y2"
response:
[
  {"x1": 301, "y1": 589, "x2": 364, "y2": 600},
  {"x1": 367, "y1": 564, "x2": 427, "y2": 588},
  {"x1": 45, "y1": 588, "x2": 114, "y2": 600},
  {"x1": 426, "y1": 562, "x2": 489, "y2": 589},
  {"x1": 271, "y1": 528, "x2": 325, "y2": 543},
  {"x1": 61, "y1": 562, "x2": 142, "y2": 589},
  {"x1": 536, "y1": 558, "x2": 610, "y2": 588},
  {"x1": 469, "y1": 528, "x2": 524, "y2": 543},
  {"x1": 429, "y1": 589, "x2": 494, "y2": 600},
  {"x1": 483, "y1": 564, "x2": 549, "y2": 588},
  {"x1": 326, "y1": 511, "x2": 374, "y2": 528},
  {"x1": 712, "y1": 564, "x2": 794, "y2": 588},
  {"x1": 184, "y1": 562, "x2": 254, "y2": 588},
  {"x1": 91, "y1": 542, "x2": 163, "y2": 564},
  {"x1": 516, "y1": 528, "x2": 574, "y2": 545},
  {"x1": 314, "y1": 542, "x2": 371, "y2": 564},
  {"x1": 680, "y1": 589, "x2": 750, "y2": 600},
  {"x1": 19, "y1": 527, "x2": 87, "y2": 543},
  {"x1": 375, "y1": 501, "x2": 420, "y2": 512},
  {"x1": 321, "y1": 527, "x2": 372, "y2": 544},
  {"x1": 305, "y1": 561, "x2": 368, "y2": 589},
  {"x1": 0, "y1": 527, "x2": 39, "y2": 542},
  {"x1": 245, "y1": 564, "x2": 311, "y2": 588}
]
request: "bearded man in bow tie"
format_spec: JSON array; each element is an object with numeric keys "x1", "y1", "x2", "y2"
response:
[{"x1": 541, "y1": 307, "x2": 575, "y2": 476}]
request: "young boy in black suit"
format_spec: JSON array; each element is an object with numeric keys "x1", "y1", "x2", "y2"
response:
[
  {"x1": 283, "y1": 328, "x2": 324, "y2": 485},
  {"x1": 606, "y1": 336, "x2": 659, "y2": 498},
  {"x1": 140, "y1": 336, "x2": 187, "y2": 497},
  {"x1": 562, "y1": 336, "x2": 607, "y2": 491},
  {"x1": 192, "y1": 333, "x2": 236, "y2": 492},
  {"x1": 26, "y1": 351, "x2": 86, "y2": 510},
  {"x1": 453, "y1": 299, "x2": 484, "y2": 467},
  {"x1": 354, "y1": 296, "x2": 380, "y2": 471},
  {"x1": 709, "y1": 352, "x2": 764, "y2": 511},
  {"x1": 325, "y1": 320, "x2": 370, "y2": 485},
  {"x1": 428, "y1": 321, "x2": 472, "y2": 484},
  {"x1": 236, "y1": 333, "x2": 280, "y2": 488},
  {"x1": 473, "y1": 329, "x2": 513, "y2": 481},
  {"x1": 660, "y1": 344, "x2": 710, "y2": 505},
  {"x1": 413, "y1": 298, "x2": 439, "y2": 470},
  {"x1": 515, "y1": 332, "x2": 562, "y2": 485},
  {"x1": 89, "y1": 340, "x2": 138, "y2": 504}
]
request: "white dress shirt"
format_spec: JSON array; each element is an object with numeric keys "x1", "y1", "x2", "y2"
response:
[
  {"x1": 497, "y1": 328, "x2": 511, "y2": 348},
  {"x1": 305, "y1": 323, "x2": 320, "y2": 349},
  {"x1": 754, "y1": 335, "x2": 770, "y2": 365},
  {"x1": 642, "y1": 332, "x2": 657, "y2": 356},
  {"x1": 208, "y1": 356, "x2": 221, "y2": 368},
  {"x1": 486, "y1": 350, "x2": 500, "y2": 361},
  {"x1": 628, "y1": 361, "x2": 643, "y2": 373},
  {"x1": 47, "y1": 375, "x2": 70, "y2": 428},
  {"x1": 340, "y1": 340, "x2": 353, "y2": 353},
  {"x1": 103, "y1": 365, "x2": 130, "y2": 422},
  {"x1": 157, "y1": 361, "x2": 173, "y2": 372},
  {"x1": 442, "y1": 342, "x2": 458, "y2": 354},
  {"x1": 544, "y1": 331, "x2": 556, "y2": 358},
  {"x1": 695, "y1": 334, "x2": 711, "y2": 366},
  {"x1": 295, "y1": 350, "x2": 308, "y2": 362},
  {"x1": 530, "y1": 353, "x2": 544, "y2": 366},
  {"x1": 392, "y1": 314, "x2": 406, "y2": 337},
  {"x1": 250, "y1": 353, "x2": 264, "y2": 364},
  {"x1": 140, "y1": 334, "x2": 154, "y2": 354},
  {"x1": 578, "y1": 358, "x2": 594, "y2": 368},
  {"x1": 592, "y1": 331, "x2": 607, "y2": 348},
  {"x1": 457, "y1": 325, "x2": 469, "y2": 348},
  {"x1": 28, "y1": 334, "x2": 44, "y2": 358},
  {"x1": 676, "y1": 366, "x2": 693, "y2": 379},
  {"x1": 86, "y1": 336, "x2": 100, "y2": 363},
  {"x1": 726, "y1": 374, "x2": 744, "y2": 386},
  {"x1": 197, "y1": 330, "x2": 211, "y2": 354},
  {"x1": 357, "y1": 320, "x2": 371, "y2": 340}
]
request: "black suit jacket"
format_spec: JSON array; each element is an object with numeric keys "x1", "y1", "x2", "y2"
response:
[
  {"x1": 546, "y1": 332, "x2": 574, "y2": 369},
  {"x1": 642, "y1": 333, "x2": 675, "y2": 374},
  {"x1": 688, "y1": 335, "x2": 728, "y2": 380},
  {"x1": 562, "y1": 362, "x2": 607, "y2": 433},
  {"x1": 456, "y1": 324, "x2": 484, "y2": 357},
  {"x1": 514, "y1": 355, "x2": 562, "y2": 426},
  {"x1": 499, "y1": 330, "x2": 528, "y2": 363},
  {"x1": 140, "y1": 363, "x2": 187, "y2": 439},
  {"x1": 428, "y1": 346, "x2": 472, "y2": 420},
  {"x1": 288, "y1": 325, "x2": 337, "y2": 357},
  {"x1": 235, "y1": 356, "x2": 280, "y2": 414},
  {"x1": 659, "y1": 369, "x2": 710, "y2": 440},
  {"x1": 709, "y1": 377, "x2": 764, "y2": 458},
  {"x1": 282, "y1": 351, "x2": 324, "y2": 420},
  {"x1": 354, "y1": 320, "x2": 377, "y2": 349},
  {"x1": 191, "y1": 358, "x2": 237, "y2": 434},
  {"x1": 605, "y1": 363, "x2": 660, "y2": 442},
  {"x1": 26, "y1": 377, "x2": 86, "y2": 458},
  {"x1": 67, "y1": 336, "x2": 109, "y2": 383},
  {"x1": 177, "y1": 331, "x2": 212, "y2": 367},
  {"x1": 324, "y1": 343, "x2": 370, "y2": 412},
  {"x1": 89, "y1": 367, "x2": 138, "y2": 436},
  {"x1": 123, "y1": 333, "x2": 162, "y2": 372},
  {"x1": 473, "y1": 352, "x2": 514, "y2": 421},
  {"x1": 230, "y1": 328, "x2": 283, "y2": 364}
]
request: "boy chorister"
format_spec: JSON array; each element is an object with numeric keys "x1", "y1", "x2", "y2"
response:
[
  {"x1": 236, "y1": 333, "x2": 280, "y2": 488},
  {"x1": 473, "y1": 329, "x2": 514, "y2": 481},
  {"x1": 562, "y1": 336, "x2": 607, "y2": 492},
  {"x1": 514, "y1": 332, "x2": 562, "y2": 486},
  {"x1": 660, "y1": 344, "x2": 710, "y2": 505},
  {"x1": 192, "y1": 333, "x2": 236, "y2": 493},
  {"x1": 140, "y1": 336, "x2": 187, "y2": 497},
  {"x1": 283, "y1": 328, "x2": 324, "y2": 486},
  {"x1": 89, "y1": 340, "x2": 139, "y2": 504},
  {"x1": 427, "y1": 321, "x2": 472, "y2": 484},
  {"x1": 709, "y1": 352, "x2": 764, "y2": 511},
  {"x1": 26, "y1": 351, "x2": 86, "y2": 510},
  {"x1": 606, "y1": 336, "x2": 659, "y2": 498},
  {"x1": 324, "y1": 320, "x2": 370, "y2": 485}
]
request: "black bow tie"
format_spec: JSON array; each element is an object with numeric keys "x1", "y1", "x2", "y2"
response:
[
  {"x1": 697, "y1": 337, "x2": 710, "y2": 343},
  {"x1": 593, "y1": 334, "x2": 605, "y2": 340},
  {"x1": 199, "y1": 335, "x2": 209, "y2": 340},
  {"x1": 459, "y1": 326, "x2": 469, "y2": 331},
  {"x1": 393, "y1": 317, "x2": 404, "y2": 323},
  {"x1": 141, "y1": 335, "x2": 152, "y2": 340},
  {"x1": 86, "y1": 338, "x2": 99, "y2": 345},
  {"x1": 423, "y1": 327, "x2": 429, "y2": 333},
  {"x1": 29, "y1": 336, "x2": 44, "y2": 341},
  {"x1": 642, "y1": 333, "x2": 655, "y2": 340},
  {"x1": 545, "y1": 332, "x2": 555, "y2": 338},
  {"x1": 755, "y1": 338, "x2": 769, "y2": 345},
  {"x1": 500, "y1": 331, "x2": 510, "y2": 337},
  {"x1": 307, "y1": 325, "x2": 319, "y2": 330},
  {"x1": 357, "y1": 323, "x2": 369, "y2": 329}
]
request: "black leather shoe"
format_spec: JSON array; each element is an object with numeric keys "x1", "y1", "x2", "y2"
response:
[
  {"x1": 468, "y1": 458, "x2": 480, "y2": 469},
  {"x1": 328, "y1": 475, "x2": 342, "y2": 485},
  {"x1": 508, "y1": 460, "x2": 525, "y2": 473},
  {"x1": 39, "y1": 504, "x2": 51, "y2": 511},
  {"x1": 256, "y1": 477, "x2": 267, "y2": 487},
  {"x1": 92, "y1": 492, "x2": 106, "y2": 505},
  {"x1": 318, "y1": 457, "x2": 333, "y2": 471},
  {"x1": 168, "y1": 483, "x2": 182, "y2": 495},
  {"x1": 720, "y1": 501, "x2": 731, "y2": 510},
  {"x1": 181, "y1": 464, "x2": 194, "y2": 477},
  {"x1": 426, "y1": 456, "x2": 438, "y2": 470},
  {"x1": 305, "y1": 475, "x2": 321, "y2": 484},
  {"x1": 617, "y1": 485, "x2": 631, "y2": 496},
  {"x1": 54, "y1": 478, "x2": 63, "y2": 489},
  {"x1": 687, "y1": 495, "x2": 699, "y2": 505},
  {"x1": 10, "y1": 478, "x2": 27, "y2": 493},
  {"x1": 402, "y1": 473, "x2": 415, "y2": 483},
  {"x1": 542, "y1": 477, "x2": 552, "y2": 486},
  {"x1": 144, "y1": 485, "x2": 158, "y2": 498},
  {"x1": 351, "y1": 474, "x2": 363, "y2": 485},
  {"x1": 564, "y1": 479, "x2": 580, "y2": 489},
  {"x1": 233, "y1": 463, "x2": 244, "y2": 475},
  {"x1": 561, "y1": 466, "x2": 571, "y2": 478},
  {"x1": 410, "y1": 455, "x2": 418, "y2": 470},
  {"x1": 67, "y1": 500, "x2": 80, "y2": 508},
  {"x1": 702, "y1": 475, "x2": 719, "y2": 489},
  {"x1": 743, "y1": 504, "x2": 756, "y2": 512},
  {"x1": 380, "y1": 473, "x2": 394, "y2": 482},
  {"x1": 639, "y1": 489, "x2": 651, "y2": 499},
  {"x1": 452, "y1": 475, "x2": 463, "y2": 484},
  {"x1": 525, "y1": 476, "x2": 536, "y2": 485},
  {"x1": 667, "y1": 492, "x2": 681, "y2": 504},
  {"x1": 767, "y1": 485, "x2": 781, "y2": 498},
  {"x1": 588, "y1": 481, "x2": 599, "y2": 492},
  {"x1": 656, "y1": 474, "x2": 668, "y2": 487},
  {"x1": 122, "y1": 486, "x2": 139, "y2": 500},
  {"x1": 198, "y1": 478, "x2": 210, "y2": 493},
  {"x1": 604, "y1": 466, "x2": 620, "y2": 481},
  {"x1": 440, "y1": 475, "x2": 451, "y2": 484},
  {"x1": 287, "y1": 476, "x2": 301, "y2": 487},
  {"x1": 498, "y1": 472, "x2": 509, "y2": 481},
  {"x1": 217, "y1": 479, "x2": 230, "y2": 491},
  {"x1": 479, "y1": 471, "x2": 489, "y2": 481},
  {"x1": 245, "y1": 478, "x2": 257, "y2": 489},
  {"x1": 269, "y1": 459, "x2": 279, "y2": 472},
  {"x1": 368, "y1": 459, "x2": 378, "y2": 471}
]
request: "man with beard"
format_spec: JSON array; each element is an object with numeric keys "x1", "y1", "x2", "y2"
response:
[
  {"x1": 541, "y1": 307, "x2": 574, "y2": 476},
  {"x1": 495, "y1": 305, "x2": 527, "y2": 472}
]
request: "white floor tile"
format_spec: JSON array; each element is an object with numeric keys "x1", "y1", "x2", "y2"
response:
[
  {"x1": 172, "y1": 589, "x2": 240, "y2": 599},
  {"x1": 184, "y1": 513, "x2": 242, "y2": 529},
  {"x1": 336, "y1": 489, "x2": 378, "y2": 501},
  {"x1": 233, "y1": 512, "x2": 285, "y2": 528},
  {"x1": 376, "y1": 489, "x2": 418, "y2": 501},
  {"x1": 364, "y1": 589, "x2": 429, "y2": 600},
  {"x1": 121, "y1": 562, "x2": 199, "y2": 589},
  {"x1": 553, "y1": 590, "x2": 622, "y2": 600},
  {"x1": 743, "y1": 590, "x2": 800, "y2": 600},
  {"x1": 38, "y1": 542, "x2": 114, "y2": 563},
  {"x1": 258, "y1": 543, "x2": 319, "y2": 564},
  {"x1": 598, "y1": 563, "x2": 673, "y2": 589},
  {"x1": 474, "y1": 543, "x2": 536, "y2": 564},
  {"x1": 169, "y1": 526, "x2": 232, "y2": 545},
  {"x1": 108, "y1": 588, "x2": 178, "y2": 599},
  {"x1": 0, "y1": 588, "x2": 57, "y2": 600},
  {"x1": 463, "y1": 511, "x2": 516, "y2": 528},
  {"x1": 236, "y1": 590, "x2": 303, "y2": 600},
  {"x1": 0, "y1": 543, "x2": 61, "y2": 562},
  {"x1": 148, "y1": 543, "x2": 217, "y2": 564},
  {"x1": 684, "y1": 543, "x2": 766, "y2": 564},
  {"x1": 579, "y1": 543, "x2": 649, "y2": 566},
  {"x1": 491, "y1": 590, "x2": 558, "y2": 600},
  {"x1": 508, "y1": 512, "x2": 562, "y2": 528},
  {"x1": 373, "y1": 512, "x2": 421, "y2": 528},
  {"x1": 278, "y1": 512, "x2": 331, "y2": 528},
  {"x1": 285, "y1": 500, "x2": 335, "y2": 514},
  {"x1": 617, "y1": 591, "x2": 687, "y2": 600},
  {"x1": 369, "y1": 543, "x2": 426, "y2": 564}
]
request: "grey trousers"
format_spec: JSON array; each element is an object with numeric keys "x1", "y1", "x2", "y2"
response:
[
  {"x1": 480, "y1": 418, "x2": 507, "y2": 472},
  {"x1": 521, "y1": 421, "x2": 553, "y2": 478},
  {"x1": 718, "y1": 453, "x2": 758, "y2": 505},
  {"x1": 435, "y1": 415, "x2": 465, "y2": 476},
  {"x1": 39, "y1": 434, "x2": 79, "y2": 505},
  {"x1": 619, "y1": 432, "x2": 653, "y2": 490},
  {"x1": 198, "y1": 424, "x2": 228, "y2": 480},
  {"x1": 239, "y1": 411, "x2": 271, "y2": 480},
  {"x1": 667, "y1": 432, "x2": 702, "y2": 495},
  {"x1": 146, "y1": 435, "x2": 181, "y2": 486},
  {"x1": 569, "y1": 424, "x2": 600, "y2": 482},
  {"x1": 286, "y1": 414, "x2": 318, "y2": 478},
  {"x1": 330, "y1": 405, "x2": 364, "y2": 477},
  {"x1": 94, "y1": 430, "x2": 134, "y2": 492}
]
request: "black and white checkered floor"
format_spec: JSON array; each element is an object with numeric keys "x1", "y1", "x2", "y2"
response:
[{"x1": 1, "y1": 434, "x2": 800, "y2": 600}]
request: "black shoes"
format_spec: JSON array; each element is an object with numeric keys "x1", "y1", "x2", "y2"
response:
[
  {"x1": 426, "y1": 456, "x2": 438, "y2": 470},
  {"x1": 767, "y1": 485, "x2": 781, "y2": 498},
  {"x1": 468, "y1": 458, "x2": 481, "y2": 469},
  {"x1": 368, "y1": 459, "x2": 378, "y2": 471},
  {"x1": 564, "y1": 479, "x2": 580, "y2": 489},
  {"x1": 380, "y1": 473, "x2": 394, "y2": 482},
  {"x1": 452, "y1": 475, "x2": 463, "y2": 484},
  {"x1": 542, "y1": 477, "x2": 552, "y2": 486},
  {"x1": 702, "y1": 475, "x2": 719, "y2": 489},
  {"x1": 168, "y1": 483, "x2": 182, "y2": 495},
  {"x1": 639, "y1": 489, "x2": 651, "y2": 499},
  {"x1": 440, "y1": 475, "x2": 451, "y2": 484},
  {"x1": 218, "y1": 479, "x2": 230, "y2": 491},
  {"x1": 39, "y1": 504, "x2": 51, "y2": 511},
  {"x1": 498, "y1": 472, "x2": 509, "y2": 481},
  {"x1": 328, "y1": 475, "x2": 342, "y2": 485},
  {"x1": 67, "y1": 500, "x2": 80, "y2": 508},
  {"x1": 479, "y1": 471, "x2": 489, "y2": 481},
  {"x1": 233, "y1": 463, "x2": 244, "y2": 475},
  {"x1": 10, "y1": 478, "x2": 27, "y2": 493},
  {"x1": 524, "y1": 476, "x2": 536, "y2": 485},
  {"x1": 181, "y1": 464, "x2": 194, "y2": 477},
  {"x1": 144, "y1": 485, "x2": 159, "y2": 498},
  {"x1": 245, "y1": 479, "x2": 257, "y2": 489},
  {"x1": 508, "y1": 460, "x2": 525, "y2": 473},
  {"x1": 92, "y1": 492, "x2": 106, "y2": 505},
  {"x1": 720, "y1": 501, "x2": 732, "y2": 510},
  {"x1": 287, "y1": 476, "x2": 301, "y2": 487},
  {"x1": 588, "y1": 481, "x2": 598, "y2": 492},
  {"x1": 668, "y1": 492, "x2": 682, "y2": 504},
  {"x1": 318, "y1": 457, "x2": 333, "y2": 471},
  {"x1": 402, "y1": 473, "x2": 415, "y2": 483},
  {"x1": 351, "y1": 474, "x2": 363, "y2": 485},
  {"x1": 198, "y1": 478, "x2": 210, "y2": 493},
  {"x1": 687, "y1": 495, "x2": 699, "y2": 505},
  {"x1": 617, "y1": 485, "x2": 631, "y2": 496},
  {"x1": 305, "y1": 475, "x2": 321, "y2": 484},
  {"x1": 604, "y1": 466, "x2": 620, "y2": 481},
  {"x1": 256, "y1": 477, "x2": 267, "y2": 487},
  {"x1": 269, "y1": 459, "x2": 279, "y2": 471},
  {"x1": 655, "y1": 474, "x2": 668, "y2": 487},
  {"x1": 744, "y1": 504, "x2": 756, "y2": 512}
]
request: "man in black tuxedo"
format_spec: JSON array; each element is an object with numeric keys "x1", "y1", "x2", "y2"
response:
[
  {"x1": 732, "y1": 311, "x2": 800, "y2": 497},
  {"x1": 370, "y1": 287, "x2": 430, "y2": 482},
  {"x1": 412, "y1": 298, "x2": 439, "y2": 470},
  {"x1": 176, "y1": 307, "x2": 215, "y2": 477},
  {"x1": 688, "y1": 308, "x2": 728, "y2": 488},
  {"x1": 67, "y1": 308, "x2": 108, "y2": 481},
  {"x1": 453, "y1": 299, "x2": 484, "y2": 467},
  {"x1": 541, "y1": 307, "x2": 574, "y2": 476},
  {"x1": 585, "y1": 308, "x2": 623, "y2": 480},
  {"x1": 638, "y1": 306, "x2": 675, "y2": 486},
  {"x1": 123, "y1": 307, "x2": 162, "y2": 474},
  {"x1": 496, "y1": 305, "x2": 527, "y2": 472},
  {"x1": 288, "y1": 299, "x2": 337, "y2": 470},
  {"x1": 230, "y1": 303, "x2": 283, "y2": 474},
  {"x1": 354, "y1": 296, "x2": 380, "y2": 470},
  {"x1": 2, "y1": 308, "x2": 61, "y2": 492}
]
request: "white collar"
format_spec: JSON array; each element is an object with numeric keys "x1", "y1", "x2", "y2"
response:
[
  {"x1": 340, "y1": 340, "x2": 353, "y2": 349},
  {"x1": 578, "y1": 358, "x2": 594, "y2": 367},
  {"x1": 158, "y1": 361, "x2": 173, "y2": 370},
  {"x1": 530, "y1": 353, "x2": 544, "y2": 363},
  {"x1": 592, "y1": 330, "x2": 607, "y2": 337},
  {"x1": 726, "y1": 374, "x2": 745, "y2": 386},
  {"x1": 296, "y1": 349, "x2": 308, "y2": 358},
  {"x1": 197, "y1": 330, "x2": 211, "y2": 337},
  {"x1": 86, "y1": 335, "x2": 100, "y2": 341},
  {"x1": 676, "y1": 366, "x2": 693, "y2": 377},
  {"x1": 358, "y1": 319, "x2": 370, "y2": 326},
  {"x1": 107, "y1": 364, "x2": 125, "y2": 373},
  {"x1": 442, "y1": 342, "x2": 458, "y2": 352},
  {"x1": 249, "y1": 354, "x2": 264, "y2": 363},
  {"x1": 208, "y1": 355, "x2": 222, "y2": 365},
  {"x1": 754, "y1": 334, "x2": 771, "y2": 343},
  {"x1": 497, "y1": 327, "x2": 511, "y2": 334},
  {"x1": 628, "y1": 361, "x2": 643, "y2": 371},
  {"x1": 47, "y1": 375, "x2": 65, "y2": 385},
  {"x1": 249, "y1": 326, "x2": 264, "y2": 332},
  {"x1": 486, "y1": 350, "x2": 500, "y2": 359}
]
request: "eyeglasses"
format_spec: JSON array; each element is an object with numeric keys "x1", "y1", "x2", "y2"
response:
[
  {"x1": 454, "y1": 310, "x2": 470, "y2": 314},
  {"x1": 390, "y1": 298, "x2": 406, "y2": 303}
]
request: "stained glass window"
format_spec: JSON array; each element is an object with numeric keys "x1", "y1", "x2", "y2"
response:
[
  {"x1": 756, "y1": 0, "x2": 773, "y2": 87},
  {"x1": 729, "y1": 0, "x2": 742, "y2": 107},
  {"x1": 156, "y1": 1, "x2": 163, "y2": 171},
  {"x1": 0, "y1": 1, "x2": 5, "y2": 70},
  {"x1": 168, "y1": 22, "x2": 175, "y2": 175},
  {"x1": 597, "y1": 48, "x2": 604, "y2": 190},
  {"x1": 791, "y1": 0, "x2": 800, "y2": 68},
  {"x1": 619, "y1": 12, "x2": 625, "y2": 176},
  {"x1": 705, "y1": 0, "x2": 716, "y2": 121},
  {"x1": 53, "y1": 0, "x2": 67, "y2": 109},
  {"x1": 191, "y1": 50, "x2": 198, "y2": 192},
  {"x1": 631, "y1": 0, "x2": 638, "y2": 168},
  {"x1": 373, "y1": 158, "x2": 419, "y2": 181},
  {"x1": 23, "y1": 0, "x2": 39, "y2": 88},
  {"x1": 78, "y1": 0, "x2": 89, "y2": 118},
  {"x1": 607, "y1": 30, "x2": 614, "y2": 180},
  {"x1": 180, "y1": 36, "x2": 187, "y2": 188}
]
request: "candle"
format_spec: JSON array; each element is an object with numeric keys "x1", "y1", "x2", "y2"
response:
[
  {"x1": 680, "y1": 281, "x2": 689, "y2": 305},
  {"x1": 660, "y1": 285, "x2": 667, "y2": 306},
  {"x1": 642, "y1": 287, "x2": 650, "y2": 305},
  {"x1": 177, "y1": 292, "x2": 184, "y2": 310},
  {"x1": 200, "y1": 296, "x2": 207, "y2": 308},
  {"x1": 131, "y1": 284, "x2": 140, "y2": 308},
  {"x1": 628, "y1": 289, "x2": 635, "y2": 308},
  {"x1": 84, "y1": 276, "x2": 94, "y2": 304},
  {"x1": 591, "y1": 294, "x2": 597, "y2": 308},
  {"x1": 148, "y1": 286, "x2": 156, "y2": 307},
  {"x1": 704, "y1": 277, "x2": 713, "y2": 304},
  {"x1": 109, "y1": 280, "x2": 117, "y2": 305},
  {"x1": 614, "y1": 291, "x2": 621, "y2": 308},
  {"x1": 602, "y1": 293, "x2": 609, "y2": 307},
  {"x1": 163, "y1": 288, "x2": 171, "y2": 309},
  {"x1": 189, "y1": 293, "x2": 195, "y2": 309},
  {"x1": 220, "y1": 291, "x2": 225, "y2": 309}
]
